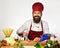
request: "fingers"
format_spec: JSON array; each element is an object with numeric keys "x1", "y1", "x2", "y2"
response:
[
  {"x1": 23, "y1": 32, "x2": 27, "y2": 37},
  {"x1": 33, "y1": 37, "x2": 40, "y2": 42}
]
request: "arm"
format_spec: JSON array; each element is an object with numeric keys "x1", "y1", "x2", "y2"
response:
[{"x1": 16, "y1": 22, "x2": 28, "y2": 37}]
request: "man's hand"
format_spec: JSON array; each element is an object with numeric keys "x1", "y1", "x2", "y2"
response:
[
  {"x1": 22, "y1": 32, "x2": 27, "y2": 37},
  {"x1": 33, "y1": 37, "x2": 41, "y2": 42}
]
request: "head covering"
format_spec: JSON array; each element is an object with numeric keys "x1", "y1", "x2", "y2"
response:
[{"x1": 32, "y1": 2, "x2": 44, "y2": 12}]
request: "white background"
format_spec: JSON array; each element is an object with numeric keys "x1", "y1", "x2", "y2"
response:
[{"x1": 0, "y1": 0, "x2": 60, "y2": 40}]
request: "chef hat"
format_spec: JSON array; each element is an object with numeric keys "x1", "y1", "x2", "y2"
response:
[{"x1": 32, "y1": 2, "x2": 44, "y2": 12}]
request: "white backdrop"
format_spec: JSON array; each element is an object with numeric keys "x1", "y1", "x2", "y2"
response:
[{"x1": 0, "y1": 0, "x2": 60, "y2": 40}]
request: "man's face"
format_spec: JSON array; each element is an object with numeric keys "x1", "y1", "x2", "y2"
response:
[{"x1": 32, "y1": 11, "x2": 42, "y2": 23}]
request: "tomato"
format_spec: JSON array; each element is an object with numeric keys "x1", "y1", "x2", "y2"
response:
[
  {"x1": 2, "y1": 40, "x2": 7, "y2": 43},
  {"x1": 2, "y1": 40, "x2": 7, "y2": 46},
  {"x1": 41, "y1": 41, "x2": 47, "y2": 46}
]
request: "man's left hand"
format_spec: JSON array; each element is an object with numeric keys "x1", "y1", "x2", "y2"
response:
[{"x1": 33, "y1": 37, "x2": 41, "y2": 42}]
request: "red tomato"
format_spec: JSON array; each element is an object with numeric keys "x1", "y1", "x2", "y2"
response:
[
  {"x1": 2, "y1": 40, "x2": 7, "y2": 46},
  {"x1": 2, "y1": 40, "x2": 7, "y2": 43},
  {"x1": 41, "y1": 41, "x2": 47, "y2": 46}
]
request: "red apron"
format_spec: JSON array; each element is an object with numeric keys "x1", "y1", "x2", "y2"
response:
[{"x1": 28, "y1": 21, "x2": 43, "y2": 40}]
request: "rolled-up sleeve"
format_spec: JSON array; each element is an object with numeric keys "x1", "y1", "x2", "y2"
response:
[{"x1": 17, "y1": 22, "x2": 28, "y2": 34}]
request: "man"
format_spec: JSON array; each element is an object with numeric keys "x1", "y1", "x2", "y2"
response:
[{"x1": 17, "y1": 2, "x2": 49, "y2": 42}]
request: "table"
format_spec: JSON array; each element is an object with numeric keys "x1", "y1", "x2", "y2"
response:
[{"x1": 1, "y1": 40, "x2": 60, "y2": 48}]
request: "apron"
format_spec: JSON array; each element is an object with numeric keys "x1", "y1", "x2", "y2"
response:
[{"x1": 28, "y1": 21, "x2": 43, "y2": 40}]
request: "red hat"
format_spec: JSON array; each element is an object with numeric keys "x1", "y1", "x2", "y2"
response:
[{"x1": 32, "y1": 2, "x2": 44, "y2": 12}]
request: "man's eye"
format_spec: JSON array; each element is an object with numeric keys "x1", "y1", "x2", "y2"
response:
[
  {"x1": 38, "y1": 13, "x2": 40, "y2": 14},
  {"x1": 34, "y1": 13, "x2": 36, "y2": 14}
]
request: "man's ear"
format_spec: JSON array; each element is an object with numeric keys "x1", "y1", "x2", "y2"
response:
[
  {"x1": 32, "y1": 12, "x2": 34, "y2": 16},
  {"x1": 41, "y1": 12, "x2": 42, "y2": 17}
]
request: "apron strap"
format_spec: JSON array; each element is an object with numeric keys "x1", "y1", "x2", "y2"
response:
[
  {"x1": 41, "y1": 21, "x2": 43, "y2": 32},
  {"x1": 30, "y1": 22, "x2": 32, "y2": 30}
]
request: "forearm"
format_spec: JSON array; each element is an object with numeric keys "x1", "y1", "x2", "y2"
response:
[
  {"x1": 17, "y1": 32, "x2": 23, "y2": 36},
  {"x1": 17, "y1": 31, "x2": 28, "y2": 37}
]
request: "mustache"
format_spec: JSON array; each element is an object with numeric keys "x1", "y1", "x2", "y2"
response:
[{"x1": 33, "y1": 16, "x2": 40, "y2": 17}]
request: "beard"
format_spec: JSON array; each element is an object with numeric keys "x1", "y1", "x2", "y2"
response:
[{"x1": 33, "y1": 16, "x2": 41, "y2": 23}]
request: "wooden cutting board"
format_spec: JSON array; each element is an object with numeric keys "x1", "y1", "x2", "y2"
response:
[{"x1": 21, "y1": 40, "x2": 37, "y2": 46}]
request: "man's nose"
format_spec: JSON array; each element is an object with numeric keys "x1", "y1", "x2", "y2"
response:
[{"x1": 35, "y1": 14, "x2": 39, "y2": 16}]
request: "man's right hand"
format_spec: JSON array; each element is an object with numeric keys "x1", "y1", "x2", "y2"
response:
[{"x1": 22, "y1": 32, "x2": 27, "y2": 37}]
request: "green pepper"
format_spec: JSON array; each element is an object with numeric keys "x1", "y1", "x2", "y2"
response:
[{"x1": 34, "y1": 42, "x2": 43, "y2": 48}]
